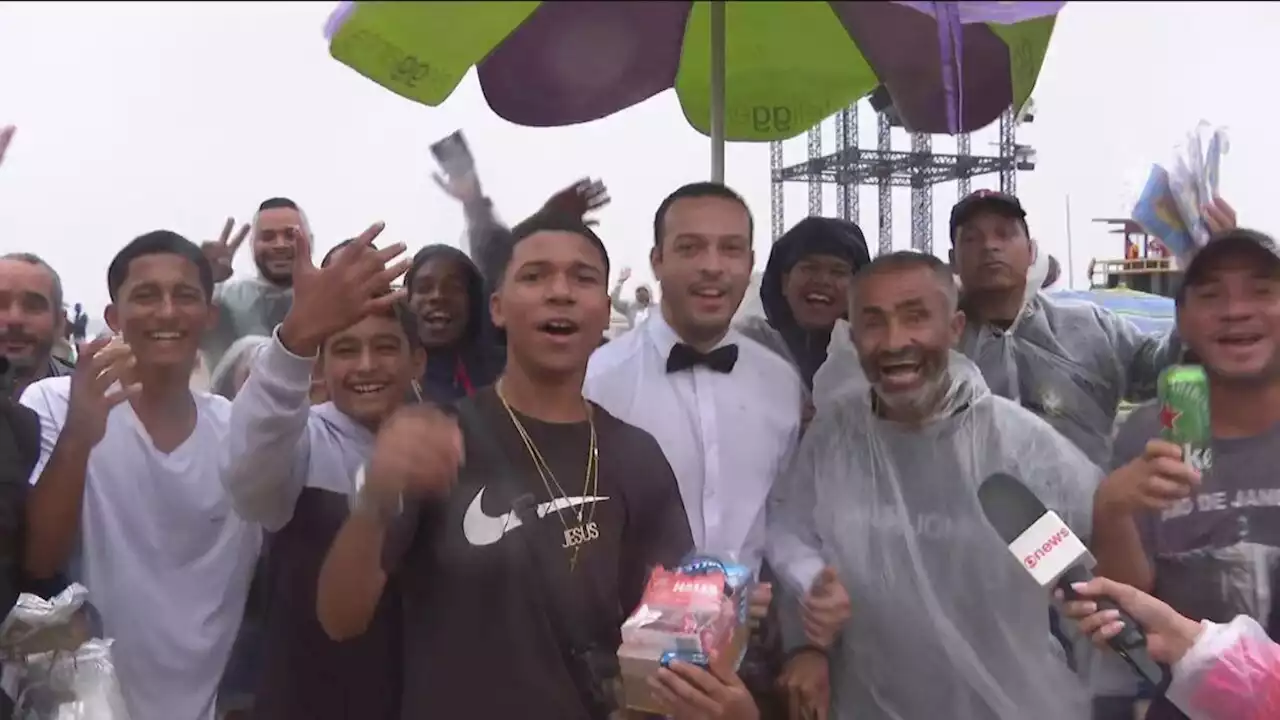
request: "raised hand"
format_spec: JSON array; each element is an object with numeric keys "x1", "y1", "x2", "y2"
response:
[
  {"x1": 201, "y1": 217, "x2": 251, "y2": 283},
  {"x1": 1203, "y1": 196, "x2": 1237, "y2": 236},
  {"x1": 64, "y1": 336, "x2": 142, "y2": 446},
  {"x1": 618, "y1": 267, "x2": 633, "y2": 284},
  {"x1": 367, "y1": 405, "x2": 464, "y2": 501},
  {"x1": 543, "y1": 178, "x2": 610, "y2": 227},
  {"x1": 0, "y1": 125, "x2": 14, "y2": 167},
  {"x1": 432, "y1": 170, "x2": 483, "y2": 205},
  {"x1": 801, "y1": 567, "x2": 851, "y2": 648},
  {"x1": 278, "y1": 221, "x2": 410, "y2": 357}
]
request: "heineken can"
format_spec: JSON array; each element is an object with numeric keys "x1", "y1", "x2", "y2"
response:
[{"x1": 1156, "y1": 365, "x2": 1212, "y2": 472}]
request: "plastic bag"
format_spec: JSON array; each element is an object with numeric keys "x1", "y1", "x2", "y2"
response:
[
  {"x1": 1167, "y1": 615, "x2": 1280, "y2": 720},
  {"x1": 0, "y1": 585, "x2": 130, "y2": 720},
  {"x1": 0, "y1": 586, "x2": 89, "y2": 657},
  {"x1": 617, "y1": 555, "x2": 754, "y2": 713},
  {"x1": 14, "y1": 640, "x2": 130, "y2": 720},
  {"x1": 1131, "y1": 122, "x2": 1229, "y2": 262}
]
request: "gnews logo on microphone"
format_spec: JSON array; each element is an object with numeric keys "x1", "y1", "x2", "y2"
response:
[{"x1": 1005, "y1": 512, "x2": 1091, "y2": 587}]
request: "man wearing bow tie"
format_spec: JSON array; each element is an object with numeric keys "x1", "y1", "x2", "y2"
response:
[{"x1": 584, "y1": 182, "x2": 803, "y2": 717}]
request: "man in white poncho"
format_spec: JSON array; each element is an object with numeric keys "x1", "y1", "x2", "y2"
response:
[{"x1": 767, "y1": 251, "x2": 1100, "y2": 719}]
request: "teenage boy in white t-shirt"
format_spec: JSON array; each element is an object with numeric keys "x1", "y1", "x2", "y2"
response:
[{"x1": 21, "y1": 231, "x2": 262, "y2": 720}]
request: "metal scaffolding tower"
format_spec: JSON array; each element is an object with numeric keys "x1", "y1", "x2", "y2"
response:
[
  {"x1": 876, "y1": 112, "x2": 892, "y2": 255},
  {"x1": 910, "y1": 133, "x2": 934, "y2": 254},
  {"x1": 769, "y1": 141, "x2": 785, "y2": 241},
  {"x1": 807, "y1": 127, "x2": 823, "y2": 217},
  {"x1": 768, "y1": 94, "x2": 1035, "y2": 255},
  {"x1": 833, "y1": 106, "x2": 858, "y2": 223},
  {"x1": 998, "y1": 107, "x2": 1017, "y2": 196}
]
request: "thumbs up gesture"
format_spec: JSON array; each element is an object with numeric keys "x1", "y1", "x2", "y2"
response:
[
  {"x1": 278, "y1": 222, "x2": 411, "y2": 357},
  {"x1": 801, "y1": 566, "x2": 851, "y2": 648}
]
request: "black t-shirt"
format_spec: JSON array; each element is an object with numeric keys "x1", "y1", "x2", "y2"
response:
[
  {"x1": 384, "y1": 388, "x2": 692, "y2": 720},
  {"x1": 1112, "y1": 403, "x2": 1280, "y2": 720}
]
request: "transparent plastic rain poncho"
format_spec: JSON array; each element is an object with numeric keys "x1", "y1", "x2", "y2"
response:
[
  {"x1": 956, "y1": 238, "x2": 1180, "y2": 469},
  {"x1": 1166, "y1": 615, "x2": 1280, "y2": 720},
  {"x1": 768, "y1": 351, "x2": 1103, "y2": 720}
]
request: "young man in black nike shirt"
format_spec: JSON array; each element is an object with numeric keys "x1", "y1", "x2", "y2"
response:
[{"x1": 317, "y1": 211, "x2": 693, "y2": 719}]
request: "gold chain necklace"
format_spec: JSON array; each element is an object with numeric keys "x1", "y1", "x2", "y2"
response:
[{"x1": 497, "y1": 381, "x2": 600, "y2": 571}]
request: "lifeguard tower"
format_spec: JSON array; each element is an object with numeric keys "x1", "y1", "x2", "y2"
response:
[{"x1": 1087, "y1": 218, "x2": 1182, "y2": 298}]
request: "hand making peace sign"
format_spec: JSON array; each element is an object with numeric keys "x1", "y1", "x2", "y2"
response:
[
  {"x1": 201, "y1": 217, "x2": 251, "y2": 283},
  {"x1": 278, "y1": 221, "x2": 411, "y2": 357}
]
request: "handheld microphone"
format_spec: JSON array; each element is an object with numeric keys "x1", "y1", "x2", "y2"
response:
[{"x1": 977, "y1": 472, "x2": 1166, "y2": 687}]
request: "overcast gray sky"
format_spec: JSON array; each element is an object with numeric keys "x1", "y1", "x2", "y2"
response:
[{"x1": 1, "y1": 1, "x2": 1275, "y2": 315}]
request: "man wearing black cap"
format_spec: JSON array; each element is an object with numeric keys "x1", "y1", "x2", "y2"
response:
[
  {"x1": 739, "y1": 216, "x2": 871, "y2": 394},
  {"x1": 948, "y1": 189, "x2": 1180, "y2": 469},
  {"x1": 1093, "y1": 228, "x2": 1280, "y2": 720}
]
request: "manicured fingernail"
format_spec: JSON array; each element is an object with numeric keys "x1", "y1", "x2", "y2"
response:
[{"x1": 1071, "y1": 582, "x2": 1087, "y2": 592}]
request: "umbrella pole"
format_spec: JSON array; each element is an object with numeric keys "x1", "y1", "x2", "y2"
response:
[{"x1": 710, "y1": 0, "x2": 725, "y2": 182}]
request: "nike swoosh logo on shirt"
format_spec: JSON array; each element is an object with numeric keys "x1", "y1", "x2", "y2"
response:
[{"x1": 462, "y1": 487, "x2": 608, "y2": 547}]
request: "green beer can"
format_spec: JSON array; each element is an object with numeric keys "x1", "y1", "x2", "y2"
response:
[{"x1": 1156, "y1": 365, "x2": 1212, "y2": 472}]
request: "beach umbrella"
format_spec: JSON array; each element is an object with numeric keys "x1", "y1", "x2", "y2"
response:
[{"x1": 324, "y1": 1, "x2": 1066, "y2": 180}]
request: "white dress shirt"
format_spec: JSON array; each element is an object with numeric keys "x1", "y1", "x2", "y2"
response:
[{"x1": 585, "y1": 311, "x2": 803, "y2": 573}]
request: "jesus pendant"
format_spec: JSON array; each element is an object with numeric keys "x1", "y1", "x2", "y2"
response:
[{"x1": 561, "y1": 521, "x2": 600, "y2": 550}]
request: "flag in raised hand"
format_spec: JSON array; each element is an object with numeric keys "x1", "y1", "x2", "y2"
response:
[{"x1": 277, "y1": 221, "x2": 410, "y2": 357}]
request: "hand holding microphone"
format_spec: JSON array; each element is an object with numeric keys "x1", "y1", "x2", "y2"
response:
[
  {"x1": 978, "y1": 472, "x2": 1167, "y2": 686},
  {"x1": 801, "y1": 567, "x2": 851, "y2": 648},
  {"x1": 1056, "y1": 576, "x2": 1203, "y2": 665}
]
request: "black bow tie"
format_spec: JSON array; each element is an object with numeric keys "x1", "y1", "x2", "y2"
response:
[{"x1": 666, "y1": 343, "x2": 739, "y2": 374}]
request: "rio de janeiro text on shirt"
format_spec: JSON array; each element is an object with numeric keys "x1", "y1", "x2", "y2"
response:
[{"x1": 1161, "y1": 487, "x2": 1280, "y2": 520}]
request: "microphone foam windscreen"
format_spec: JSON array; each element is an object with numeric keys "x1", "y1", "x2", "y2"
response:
[{"x1": 977, "y1": 472, "x2": 1051, "y2": 545}]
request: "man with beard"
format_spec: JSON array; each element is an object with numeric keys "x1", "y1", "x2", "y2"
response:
[
  {"x1": 585, "y1": 182, "x2": 801, "y2": 717},
  {"x1": 0, "y1": 253, "x2": 72, "y2": 398},
  {"x1": 404, "y1": 244, "x2": 502, "y2": 402},
  {"x1": 221, "y1": 224, "x2": 412, "y2": 720},
  {"x1": 767, "y1": 251, "x2": 1099, "y2": 720},
  {"x1": 316, "y1": 211, "x2": 692, "y2": 719},
  {"x1": 21, "y1": 231, "x2": 262, "y2": 719},
  {"x1": 1091, "y1": 229, "x2": 1280, "y2": 720},
  {"x1": 201, "y1": 197, "x2": 308, "y2": 371},
  {"x1": 610, "y1": 267, "x2": 654, "y2": 330}
]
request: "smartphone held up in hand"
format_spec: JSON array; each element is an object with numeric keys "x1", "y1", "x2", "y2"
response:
[{"x1": 430, "y1": 130, "x2": 475, "y2": 182}]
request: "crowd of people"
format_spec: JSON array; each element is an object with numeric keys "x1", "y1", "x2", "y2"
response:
[{"x1": 0, "y1": 116, "x2": 1277, "y2": 720}]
